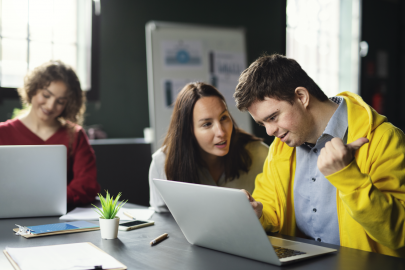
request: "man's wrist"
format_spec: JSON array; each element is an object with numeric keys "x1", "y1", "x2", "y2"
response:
[
  {"x1": 257, "y1": 201, "x2": 263, "y2": 219},
  {"x1": 326, "y1": 159, "x2": 369, "y2": 194}
]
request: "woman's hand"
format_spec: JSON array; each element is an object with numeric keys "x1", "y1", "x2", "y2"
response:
[{"x1": 241, "y1": 189, "x2": 263, "y2": 219}]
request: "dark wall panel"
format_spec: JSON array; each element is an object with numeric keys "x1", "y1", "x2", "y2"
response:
[
  {"x1": 360, "y1": 0, "x2": 404, "y2": 130},
  {"x1": 92, "y1": 143, "x2": 152, "y2": 206}
]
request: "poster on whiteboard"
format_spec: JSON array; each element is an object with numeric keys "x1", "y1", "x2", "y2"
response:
[
  {"x1": 146, "y1": 21, "x2": 250, "y2": 152},
  {"x1": 208, "y1": 51, "x2": 246, "y2": 107},
  {"x1": 162, "y1": 78, "x2": 202, "y2": 108},
  {"x1": 162, "y1": 40, "x2": 203, "y2": 69}
]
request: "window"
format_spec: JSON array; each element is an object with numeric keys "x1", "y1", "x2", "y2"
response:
[
  {"x1": 286, "y1": 0, "x2": 361, "y2": 96},
  {"x1": 0, "y1": 0, "x2": 92, "y2": 90}
]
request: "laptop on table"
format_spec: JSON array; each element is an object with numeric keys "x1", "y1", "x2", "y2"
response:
[
  {"x1": 0, "y1": 145, "x2": 67, "y2": 219},
  {"x1": 152, "y1": 178, "x2": 337, "y2": 266}
]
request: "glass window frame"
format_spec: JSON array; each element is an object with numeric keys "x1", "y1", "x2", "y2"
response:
[{"x1": 0, "y1": 0, "x2": 100, "y2": 103}]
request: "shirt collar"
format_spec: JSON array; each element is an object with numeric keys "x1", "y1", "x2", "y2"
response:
[
  {"x1": 320, "y1": 96, "x2": 348, "y2": 141},
  {"x1": 302, "y1": 97, "x2": 348, "y2": 149}
]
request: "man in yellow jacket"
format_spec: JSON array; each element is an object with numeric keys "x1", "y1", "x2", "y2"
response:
[{"x1": 234, "y1": 54, "x2": 405, "y2": 258}]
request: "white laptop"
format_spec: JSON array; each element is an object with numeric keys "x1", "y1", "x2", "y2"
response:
[
  {"x1": 0, "y1": 145, "x2": 67, "y2": 218},
  {"x1": 152, "y1": 178, "x2": 337, "y2": 265}
]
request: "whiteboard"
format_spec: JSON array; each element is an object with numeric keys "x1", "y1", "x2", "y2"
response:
[{"x1": 146, "y1": 21, "x2": 252, "y2": 152}]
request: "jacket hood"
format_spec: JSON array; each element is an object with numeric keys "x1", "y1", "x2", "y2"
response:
[{"x1": 337, "y1": 91, "x2": 387, "y2": 143}]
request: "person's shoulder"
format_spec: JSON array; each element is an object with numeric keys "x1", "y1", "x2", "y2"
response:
[
  {"x1": 371, "y1": 122, "x2": 405, "y2": 143},
  {"x1": 0, "y1": 118, "x2": 20, "y2": 130},
  {"x1": 63, "y1": 121, "x2": 83, "y2": 132},
  {"x1": 60, "y1": 121, "x2": 86, "y2": 138},
  {"x1": 245, "y1": 140, "x2": 269, "y2": 154},
  {"x1": 152, "y1": 147, "x2": 167, "y2": 164},
  {"x1": 374, "y1": 121, "x2": 400, "y2": 133},
  {"x1": 59, "y1": 122, "x2": 88, "y2": 146},
  {"x1": 246, "y1": 141, "x2": 269, "y2": 164}
]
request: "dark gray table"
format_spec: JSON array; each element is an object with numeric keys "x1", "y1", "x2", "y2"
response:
[{"x1": 1, "y1": 204, "x2": 403, "y2": 270}]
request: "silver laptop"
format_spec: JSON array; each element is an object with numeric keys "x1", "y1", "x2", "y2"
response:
[
  {"x1": 152, "y1": 178, "x2": 337, "y2": 265},
  {"x1": 0, "y1": 145, "x2": 67, "y2": 218}
]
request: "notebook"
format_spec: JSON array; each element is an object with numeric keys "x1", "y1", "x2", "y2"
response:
[
  {"x1": 13, "y1": 221, "x2": 100, "y2": 238},
  {"x1": 152, "y1": 178, "x2": 337, "y2": 266},
  {"x1": 0, "y1": 145, "x2": 67, "y2": 219},
  {"x1": 4, "y1": 242, "x2": 127, "y2": 270}
]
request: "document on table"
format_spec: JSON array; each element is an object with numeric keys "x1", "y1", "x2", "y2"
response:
[
  {"x1": 60, "y1": 207, "x2": 154, "y2": 221},
  {"x1": 4, "y1": 242, "x2": 126, "y2": 270}
]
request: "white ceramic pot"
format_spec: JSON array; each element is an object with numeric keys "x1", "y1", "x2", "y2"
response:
[{"x1": 99, "y1": 216, "x2": 120, "y2": 239}]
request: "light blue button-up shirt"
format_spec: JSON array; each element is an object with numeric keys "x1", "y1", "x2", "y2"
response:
[{"x1": 294, "y1": 97, "x2": 348, "y2": 245}]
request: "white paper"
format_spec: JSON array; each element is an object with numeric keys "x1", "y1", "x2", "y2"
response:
[
  {"x1": 6, "y1": 242, "x2": 123, "y2": 270},
  {"x1": 60, "y1": 207, "x2": 154, "y2": 221}
]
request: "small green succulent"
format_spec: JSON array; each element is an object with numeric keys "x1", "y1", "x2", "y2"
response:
[{"x1": 92, "y1": 191, "x2": 127, "y2": 219}]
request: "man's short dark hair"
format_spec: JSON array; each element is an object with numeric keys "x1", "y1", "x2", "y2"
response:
[{"x1": 234, "y1": 54, "x2": 328, "y2": 111}]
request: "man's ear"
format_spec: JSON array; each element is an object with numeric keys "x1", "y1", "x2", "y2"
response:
[{"x1": 295, "y1": 87, "x2": 310, "y2": 108}]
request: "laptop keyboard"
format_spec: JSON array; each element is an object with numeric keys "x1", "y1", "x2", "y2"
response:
[{"x1": 272, "y1": 246, "x2": 306, "y2": 258}]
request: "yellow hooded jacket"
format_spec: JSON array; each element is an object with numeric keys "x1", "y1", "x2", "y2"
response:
[{"x1": 252, "y1": 92, "x2": 405, "y2": 257}]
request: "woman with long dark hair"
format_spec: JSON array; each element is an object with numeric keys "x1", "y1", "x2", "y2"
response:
[{"x1": 149, "y1": 82, "x2": 268, "y2": 212}]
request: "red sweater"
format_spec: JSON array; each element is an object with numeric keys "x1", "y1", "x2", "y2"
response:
[{"x1": 0, "y1": 118, "x2": 100, "y2": 205}]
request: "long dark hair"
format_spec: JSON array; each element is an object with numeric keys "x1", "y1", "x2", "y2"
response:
[{"x1": 163, "y1": 82, "x2": 262, "y2": 184}]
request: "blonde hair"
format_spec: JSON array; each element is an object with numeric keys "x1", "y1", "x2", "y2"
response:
[{"x1": 17, "y1": 60, "x2": 86, "y2": 125}]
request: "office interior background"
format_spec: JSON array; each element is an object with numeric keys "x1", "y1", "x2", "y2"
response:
[{"x1": 0, "y1": 0, "x2": 403, "y2": 204}]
